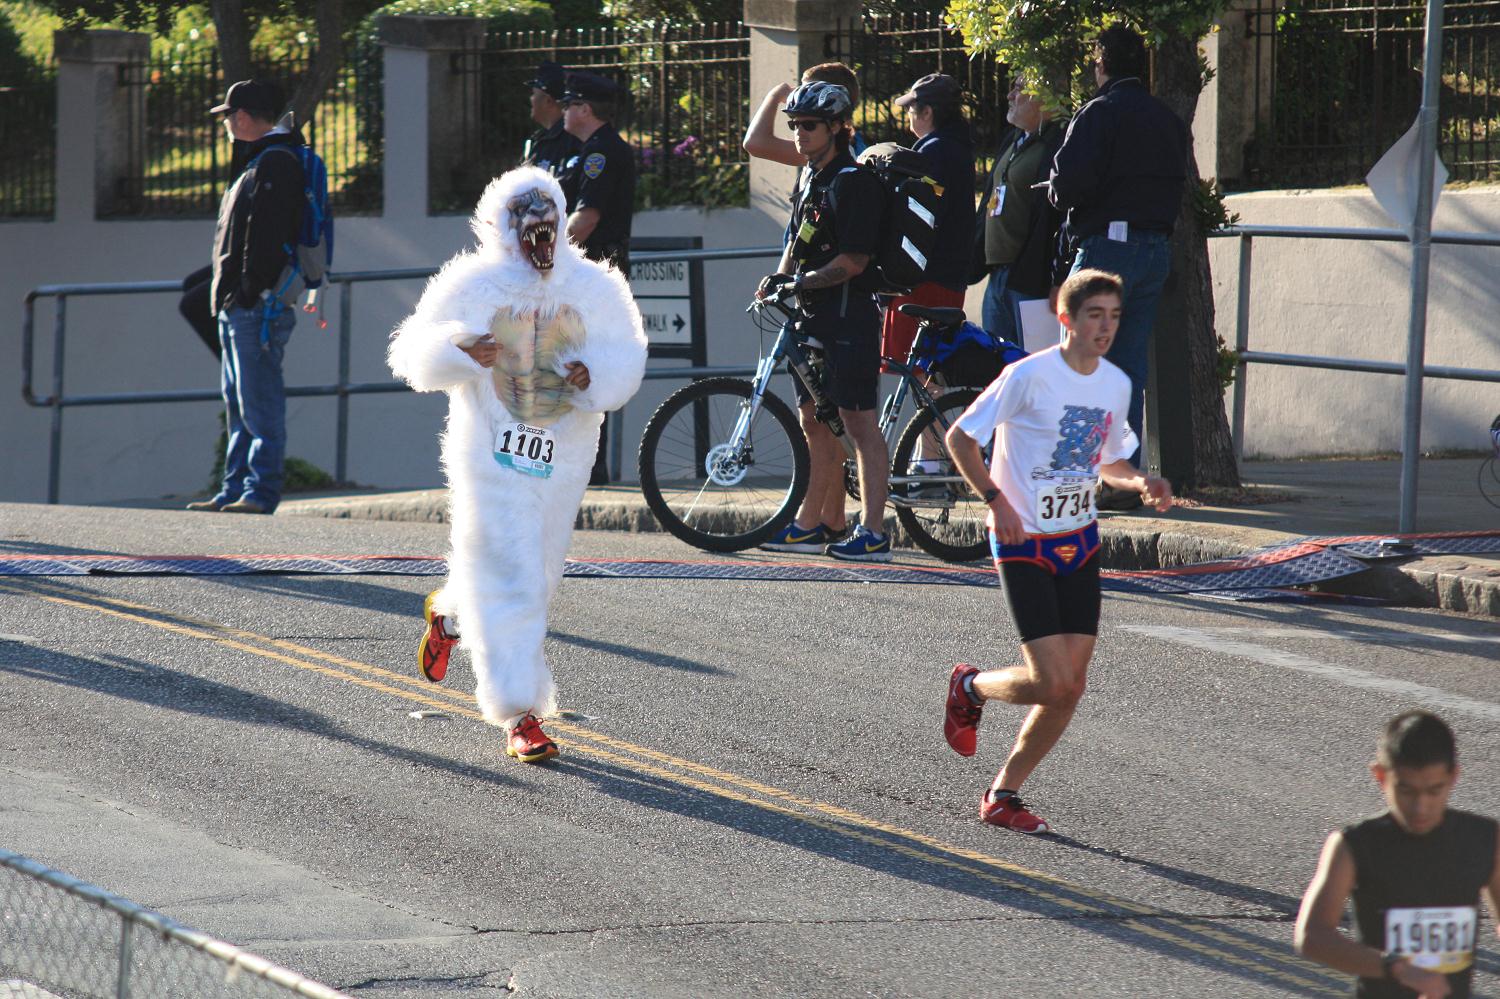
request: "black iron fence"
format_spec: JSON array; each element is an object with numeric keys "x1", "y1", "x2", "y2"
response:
[
  {"x1": 113, "y1": 47, "x2": 381, "y2": 217},
  {"x1": 0, "y1": 66, "x2": 57, "y2": 219},
  {"x1": 1246, "y1": 0, "x2": 1500, "y2": 188},
  {"x1": 824, "y1": 12, "x2": 1010, "y2": 193},
  {"x1": 447, "y1": 21, "x2": 750, "y2": 214}
]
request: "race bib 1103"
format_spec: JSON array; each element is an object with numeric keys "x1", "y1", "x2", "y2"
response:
[
  {"x1": 493, "y1": 421, "x2": 556, "y2": 478},
  {"x1": 1384, "y1": 906, "x2": 1476, "y2": 973}
]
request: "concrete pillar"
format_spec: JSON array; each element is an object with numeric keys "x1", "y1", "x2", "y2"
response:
[
  {"x1": 53, "y1": 29, "x2": 149, "y2": 222},
  {"x1": 742, "y1": 0, "x2": 860, "y2": 223},
  {"x1": 1194, "y1": 3, "x2": 1263, "y2": 187},
  {"x1": 378, "y1": 14, "x2": 485, "y2": 219}
]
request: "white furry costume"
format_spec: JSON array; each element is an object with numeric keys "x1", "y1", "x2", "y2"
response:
[{"x1": 388, "y1": 167, "x2": 646, "y2": 726}]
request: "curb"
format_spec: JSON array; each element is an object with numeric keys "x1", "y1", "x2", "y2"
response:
[{"x1": 278, "y1": 490, "x2": 1500, "y2": 619}]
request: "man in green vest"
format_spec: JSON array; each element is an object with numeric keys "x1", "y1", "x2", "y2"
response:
[{"x1": 971, "y1": 76, "x2": 1066, "y2": 344}]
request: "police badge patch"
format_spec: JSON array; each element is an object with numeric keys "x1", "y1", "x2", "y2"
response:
[{"x1": 582, "y1": 152, "x2": 606, "y2": 179}]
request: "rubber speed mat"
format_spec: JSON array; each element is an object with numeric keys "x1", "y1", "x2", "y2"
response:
[{"x1": 1, "y1": 530, "x2": 1495, "y2": 596}]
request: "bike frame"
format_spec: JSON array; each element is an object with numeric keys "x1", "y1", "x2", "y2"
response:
[{"x1": 732, "y1": 295, "x2": 971, "y2": 492}]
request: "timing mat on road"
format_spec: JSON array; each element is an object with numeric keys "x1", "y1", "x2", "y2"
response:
[{"x1": 2, "y1": 531, "x2": 1496, "y2": 603}]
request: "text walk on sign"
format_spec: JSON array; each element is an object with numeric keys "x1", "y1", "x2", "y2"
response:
[{"x1": 630, "y1": 258, "x2": 694, "y2": 346}]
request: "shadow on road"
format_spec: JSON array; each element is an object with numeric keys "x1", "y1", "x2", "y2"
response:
[
  {"x1": 0, "y1": 636, "x2": 520, "y2": 793},
  {"x1": 553, "y1": 754, "x2": 1348, "y2": 997},
  {"x1": 549, "y1": 630, "x2": 730, "y2": 676}
]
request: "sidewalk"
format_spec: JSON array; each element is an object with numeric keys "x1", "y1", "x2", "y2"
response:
[{"x1": 277, "y1": 457, "x2": 1500, "y2": 618}]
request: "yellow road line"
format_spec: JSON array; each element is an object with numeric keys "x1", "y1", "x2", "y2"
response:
[{"x1": 2, "y1": 579, "x2": 1342, "y2": 993}]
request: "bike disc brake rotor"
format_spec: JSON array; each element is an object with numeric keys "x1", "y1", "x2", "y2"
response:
[{"x1": 704, "y1": 443, "x2": 750, "y2": 487}]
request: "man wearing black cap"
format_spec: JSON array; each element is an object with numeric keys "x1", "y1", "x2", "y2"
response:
[
  {"x1": 559, "y1": 71, "x2": 635, "y2": 275},
  {"x1": 884, "y1": 72, "x2": 975, "y2": 371},
  {"x1": 521, "y1": 61, "x2": 582, "y2": 181},
  {"x1": 187, "y1": 79, "x2": 306, "y2": 515}
]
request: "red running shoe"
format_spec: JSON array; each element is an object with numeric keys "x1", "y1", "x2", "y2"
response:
[
  {"x1": 506, "y1": 713, "x2": 559, "y2": 764},
  {"x1": 980, "y1": 791, "x2": 1051, "y2": 834},
  {"x1": 944, "y1": 663, "x2": 983, "y2": 756},
  {"x1": 419, "y1": 591, "x2": 456, "y2": 683}
]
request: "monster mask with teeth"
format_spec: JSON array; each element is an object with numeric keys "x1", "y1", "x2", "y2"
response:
[{"x1": 509, "y1": 187, "x2": 559, "y2": 271}]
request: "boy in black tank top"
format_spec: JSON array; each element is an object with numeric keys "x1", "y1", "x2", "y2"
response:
[{"x1": 1295, "y1": 711, "x2": 1500, "y2": 998}]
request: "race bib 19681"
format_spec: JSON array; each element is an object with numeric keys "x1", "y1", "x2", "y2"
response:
[
  {"x1": 493, "y1": 421, "x2": 555, "y2": 478},
  {"x1": 1034, "y1": 477, "x2": 1095, "y2": 533},
  {"x1": 1384, "y1": 906, "x2": 1477, "y2": 973}
]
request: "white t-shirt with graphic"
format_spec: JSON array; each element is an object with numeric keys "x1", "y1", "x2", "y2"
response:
[{"x1": 954, "y1": 346, "x2": 1138, "y2": 536}]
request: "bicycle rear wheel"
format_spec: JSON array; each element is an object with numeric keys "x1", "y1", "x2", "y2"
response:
[
  {"x1": 638, "y1": 377, "x2": 810, "y2": 552},
  {"x1": 891, "y1": 388, "x2": 990, "y2": 563}
]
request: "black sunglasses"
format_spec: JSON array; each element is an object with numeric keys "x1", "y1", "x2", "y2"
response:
[{"x1": 786, "y1": 118, "x2": 826, "y2": 133}]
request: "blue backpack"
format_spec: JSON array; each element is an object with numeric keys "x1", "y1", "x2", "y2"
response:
[{"x1": 251, "y1": 143, "x2": 334, "y2": 341}]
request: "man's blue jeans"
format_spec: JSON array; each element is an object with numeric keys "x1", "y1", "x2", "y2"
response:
[
  {"x1": 981, "y1": 264, "x2": 1026, "y2": 344},
  {"x1": 214, "y1": 303, "x2": 295, "y2": 511},
  {"x1": 1069, "y1": 231, "x2": 1171, "y2": 465}
]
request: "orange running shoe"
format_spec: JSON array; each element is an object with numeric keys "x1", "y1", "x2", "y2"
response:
[
  {"x1": 506, "y1": 713, "x2": 559, "y2": 763},
  {"x1": 418, "y1": 591, "x2": 456, "y2": 683},
  {"x1": 979, "y1": 790, "x2": 1051, "y2": 834}
]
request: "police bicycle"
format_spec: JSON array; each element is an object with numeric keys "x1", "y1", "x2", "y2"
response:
[{"x1": 636, "y1": 289, "x2": 1006, "y2": 562}]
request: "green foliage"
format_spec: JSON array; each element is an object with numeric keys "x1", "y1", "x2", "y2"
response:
[
  {"x1": 355, "y1": 0, "x2": 552, "y2": 51},
  {"x1": 603, "y1": 0, "x2": 737, "y2": 26},
  {"x1": 283, "y1": 455, "x2": 336, "y2": 491},
  {"x1": 1192, "y1": 176, "x2": 1239, "y2": 232},
  {"x1": 1215, "y1": 335, "x2": 1238, "y2": 393},
  {"x1": 0, "y1": 1, "x2": 61, "y2": 65},
  {"x1": 944, "y1": 0, "x2": 1229, "y2": 107}
]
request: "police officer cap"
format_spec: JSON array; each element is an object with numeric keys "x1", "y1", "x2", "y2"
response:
[
  {"x1": 209, "y1": 79, "x2": 284, "y2": 116},
  {"x1": 525, "y1": 61, "x2": 567, "y2": 100},
  {"x1": 894, "y1": 73, "x2": 963, "y2": 109},
  {"x1": 561, "y1": 71, "x2": 622, "y2": 105}
]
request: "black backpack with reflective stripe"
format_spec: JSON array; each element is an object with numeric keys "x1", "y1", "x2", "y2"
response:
[{"x1": 851, "y1": 142, "x2": 943, "y2": 293}]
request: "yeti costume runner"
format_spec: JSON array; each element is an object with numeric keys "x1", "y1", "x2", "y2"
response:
[{"x1": 388, "y1": 166, "x2": 647, "y2": 760}]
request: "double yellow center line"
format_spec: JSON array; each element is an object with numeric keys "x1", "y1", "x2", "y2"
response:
[{"x1": 2, "y1": 578, "x2": 1343, "y2": 995}]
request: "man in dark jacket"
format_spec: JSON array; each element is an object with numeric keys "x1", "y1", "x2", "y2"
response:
[
  {"x1": 188, "y1": 79, "x2": 305, "y2": 515},
  {"x1": 1047, "y1": 26, "x2": 1186, "y2": 502},
  {"x1": 972, "y1": 75, "x2": 1065, "y2": 345}
]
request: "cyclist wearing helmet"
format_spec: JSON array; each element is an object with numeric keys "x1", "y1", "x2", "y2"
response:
[{"x1": 756, "y1": 81, "x2": 892, "y2": 561}]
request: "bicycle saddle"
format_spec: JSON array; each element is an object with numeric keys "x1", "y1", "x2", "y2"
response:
[{"x1": 897, "y1": 304, "x2": 967, "y2": 325}]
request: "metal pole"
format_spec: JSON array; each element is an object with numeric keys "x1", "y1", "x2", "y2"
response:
[
  {"x1": 336, "y1": 282, "x2": 353, "y2": 485},
  {"x1": 48, "y1": 296, "x2": 67, "y2": 504},
  {"x1": 1231, "y1": 235, "x2": 1253, "y2": 461},
  {"x1": 115, "y1": 918, "x2": 134, "y2": 998},
  {"x1": 1398, "y1": 0, "x2": 1445, "y2": 533}
]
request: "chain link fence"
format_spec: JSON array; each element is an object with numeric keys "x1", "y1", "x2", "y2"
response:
[{"x1": 0, "y1": 848, "x2": 351, "y2": 999}]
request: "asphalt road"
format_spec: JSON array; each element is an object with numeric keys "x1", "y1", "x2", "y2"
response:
[{"x1": 2, "y1": 504, "x2": 1499, "y2": 998}]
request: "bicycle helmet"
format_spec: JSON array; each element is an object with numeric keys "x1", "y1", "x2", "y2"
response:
[{"x1": 782, "y1": 81, "x2": 852, "y2": 120}]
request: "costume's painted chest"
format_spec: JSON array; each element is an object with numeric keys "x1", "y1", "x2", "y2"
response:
[{"x1": 486, "y1": 305, "x2": 583, "y2": 425}]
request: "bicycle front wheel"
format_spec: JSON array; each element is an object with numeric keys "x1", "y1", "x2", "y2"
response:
[
  {"x1": 892, "y1": 388, "x2": 990, "y2": 563},
  {"x1": 638, "y1": 377, "x2": 810, "y2": 552}
]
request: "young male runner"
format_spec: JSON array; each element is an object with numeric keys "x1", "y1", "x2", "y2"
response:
[
  {"x1": 1296, "y1": 711, "x2": 1500, "y2": 999},
  {"x1": 941, "y1": 268, "x2": 1172, "y2": 833}
]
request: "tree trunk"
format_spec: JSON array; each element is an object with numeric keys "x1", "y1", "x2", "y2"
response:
[
  {"x1": 210, "y1": 0, "x2": 253, "y2": 85},
  {"x1": 1153, "y1": 34, "x2": 1241, "y2": 488},
  {"x1": 287, "y1": 0, "x2": 345, "y2": 126}
]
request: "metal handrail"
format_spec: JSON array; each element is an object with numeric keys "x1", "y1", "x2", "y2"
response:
[
  {"x1": 1207, "y1": 225, "x2": 1500, "y2": 482},
  {"x1": 20, "y1": 245, "x2": 782, "y2": 504}
]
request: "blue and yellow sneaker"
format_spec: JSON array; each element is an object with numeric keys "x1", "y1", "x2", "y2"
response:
[
  {"x1": 826, "y1": 525, "x2": 892, "y2": 562},
  {"x1": 760, "y1": 521, "x2": 832, "y2": 553}
]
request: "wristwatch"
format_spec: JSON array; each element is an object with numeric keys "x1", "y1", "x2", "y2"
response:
[
  {"x1": 982, "y1": 487, "x2": 1000, "y2": 505},
  {"x1": 1381, "y1": 952, "x2": 1406, "y2": 982}
]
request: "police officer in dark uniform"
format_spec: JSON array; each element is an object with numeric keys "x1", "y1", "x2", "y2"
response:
[
  {"x1": 521, "y1": 61, "x2": 581, "y2": 181},
  {"x1": 1296, "y1": 710, "x2": 1500, "y2": 999},
  {"x1": 754, "y1": 81, "x2": 892, "y2": 562},
  {"x1": 560, "y1": 70, "x2": 635, "y2": 275},
  {"x1": 559, "y1": 70, "x2": 635, "y2": 483}
]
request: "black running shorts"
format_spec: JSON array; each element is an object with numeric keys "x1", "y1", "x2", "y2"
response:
[
  {"x1": 794, "y1": 297, "x2": 882, "y2": 412},
  {"x1": 995, "y1": 554, "x2": 1102, "y2": 644}
]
